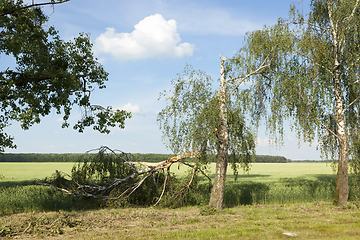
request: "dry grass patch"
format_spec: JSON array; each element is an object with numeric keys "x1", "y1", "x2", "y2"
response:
[{"x1": 1, "y1": 202, "x2": 360, "y2": 239}]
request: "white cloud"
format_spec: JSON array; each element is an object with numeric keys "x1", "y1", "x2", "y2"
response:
[
  {"x1": 94, "y1": 14, "x2": 195, "y2": 61},
  {"x1": 120, "y1": 103, "x2": 144, "y2": 115}
]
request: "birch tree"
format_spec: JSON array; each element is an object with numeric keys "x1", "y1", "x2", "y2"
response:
[
  {"x1": 242, "y1": 0, "x2": 360, "y2": 206},
  {"x1": 158, "y1": 54, "x2": 274, "y2": 210}
]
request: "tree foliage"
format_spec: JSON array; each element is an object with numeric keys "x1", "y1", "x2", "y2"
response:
[
  {"x1": 242, "y1": 0, "x2": 360, "y2": 205},
  {"x1": 0, "y1": 0, "x2": 131, "y2": 152},
  {"x1": 158, "y1": 65, "x2": 255, "y2": 177}
]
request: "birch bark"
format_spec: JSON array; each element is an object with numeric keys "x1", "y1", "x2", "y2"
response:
[
  {"x1": 329, "y1": 3, "x2": 349, "y2": 206},
  {"x1": 209, "y1": 57, "x2": 229, "y2": 210}
]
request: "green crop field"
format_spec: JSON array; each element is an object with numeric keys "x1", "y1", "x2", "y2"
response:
[
  {"x1": 0, "y1": 162, "x2": 336, "y2": 183},
  {"x1": 0, "y1": 162, "x2": 75, "y2": 182}
]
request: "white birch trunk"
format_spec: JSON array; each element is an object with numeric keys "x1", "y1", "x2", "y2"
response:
[
  {"x1": 329, "y1": 5, "x2": 349, "y2": 206},
  {"x1": 209, "y1": 57, "x2": 229, "y2": 210}
]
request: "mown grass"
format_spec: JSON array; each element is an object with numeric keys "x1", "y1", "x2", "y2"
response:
[{"x1": 1, "y1": 202, "x2": 360, "y2": 239}]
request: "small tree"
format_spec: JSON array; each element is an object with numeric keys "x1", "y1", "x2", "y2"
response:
[
  {"x1": 242, "y1": 0, "x2": 360, "y2": 206},
  {"x1": 158, "y1": 54, "x2": 275, "y2": 210},
  {"x1": 0, "y1": 0, "x2": 131, "y2": 151}
]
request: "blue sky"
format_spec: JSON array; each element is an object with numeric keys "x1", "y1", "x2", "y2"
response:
[{"x1": 3, "y1": 0, "x2": 321, "y2": 160}]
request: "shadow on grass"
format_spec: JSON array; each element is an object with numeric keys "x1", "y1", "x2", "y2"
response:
[
  {"x1": 0, "y1": 180, "x2": 37, "y2": 188},
  {"x1": 231, "y1": 174, "x2": 271, "y2": 179},
  {"x1": 207, "y1": 174, "x2": 271, "y2": 181},
  {"x1": 224, "y1": 182, "x2": 270, "y2": 206},
  {"x1": 223, "y1": 174, "x2": 358, "y2": 206},
  {"x1": 0, "y1": 180, "x2": 100, "y2": 215}
]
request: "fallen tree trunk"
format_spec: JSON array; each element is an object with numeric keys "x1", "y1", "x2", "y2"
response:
[{"x1": 39, "y1": 146, "x2": 211, "y2": 207}]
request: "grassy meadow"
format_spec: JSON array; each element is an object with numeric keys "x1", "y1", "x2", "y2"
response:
[
  {"x1": 0, "y1": 161, "x2": 343, "y2": 213},
  {"x1": 1, "y1": 161, "x2": 359, "y2": 239}
]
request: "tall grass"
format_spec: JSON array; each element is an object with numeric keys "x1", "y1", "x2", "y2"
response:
[
  {"x1": 0, "y1": 181, "x2": 96, "y2": 214},
  {"x1": 223, "y1": 174, "x2": 358, "y2": 206},
  {"x1": 1, "y1": 174, "x2": 357, "y2": 214}
]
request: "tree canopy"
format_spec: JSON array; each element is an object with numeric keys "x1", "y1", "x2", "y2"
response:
[
  {"x1": 241, "y1": 0, "x2": 360, "y2": 206},
  {"x1": 0, "y1": 0, "x2": 131, "y2": 152},
  {"x1": 158, "y1": 64, "x2": 255, "y2": 171},
  {"x1": 159, "y1": 0, "x2": 360, "y2": 208}
]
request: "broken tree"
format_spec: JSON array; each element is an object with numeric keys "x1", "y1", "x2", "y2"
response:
[
  {"x1": 158, "y1": 53, "x2": 277, "y2": 210},
  {"x1": 40, "y1": 146, "x2": 210, "y2": 207}
]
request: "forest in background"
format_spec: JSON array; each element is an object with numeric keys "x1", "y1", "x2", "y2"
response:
[{"x1": 0, "y1": 153, "x2": 289, "y2": 163}]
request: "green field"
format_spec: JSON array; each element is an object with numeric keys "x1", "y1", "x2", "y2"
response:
[
  {"x1": 0, "y1": 162, "x2": 336, "y2": 183},
  {"x1": 0, "y1": 162, "x2": 340, "y2": 212},
  {"x1": 0, "y1": 162, "x2": 75, "y2": 182},
  {"x1": 1, "y1": 162, "x2": 359, "y2": 239}
]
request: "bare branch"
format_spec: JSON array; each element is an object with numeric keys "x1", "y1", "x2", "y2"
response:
[
  {"x1": 341, "y1": 79, "x2": 360, "y2": 96},
  {"x1": 226, "y1": 63, "x2": 270, "y2": 98},
  {"x1": 23, "y1": 215, "x2": 45, "y2": 234},
  {"x1": 186, "y1": 165, "x2": 197, "y2": 188},
  {"x1": 345, "y1": 0, "x2": 360, "y2": 23},
  {"x1": 133, "y1": 151, "x2": 201, "y2": 169},
  {"x1": 153, "y1": 167, "x2": 170, "y2": 207},
  {"x1": 127, "y1": 172, "x2": 153, "y2": 198},
  {"x1": 296, "y1": 20, "x2": 331, "y2": 33},
  {"x1": 0, "y1": 71, "x2": 92, "y2": 86},
  {"x1": 344, "y1": 95, "x2": 360, "y2": 112},
  {"x1": 181, "y1": 161, "x2": 212, "y2": 183},
  {"x1": 1, "y1": 0, "x2": 70, "y2": 17},
  {"x1": 37, "y1": 182, "x2": 80, "y2": 196},
  {"x1": 226, "y1": 45, "x2": 281, "y2": 98}
]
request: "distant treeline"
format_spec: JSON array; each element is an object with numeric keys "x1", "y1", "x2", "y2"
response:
[
  {"x1": 0, "y1": 153, "x2": 84, "y2": 162},
  {"x1": 0, "y1": 153, "x2": 289, "y2": 163}
]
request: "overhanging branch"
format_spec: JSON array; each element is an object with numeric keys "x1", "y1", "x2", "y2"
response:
[
  {"x1": 1, "y1": 0, "x2": 70, "y2": 17},
  {"x1": 298, "y1": 87, "x2": 340, "y2": 141}
]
